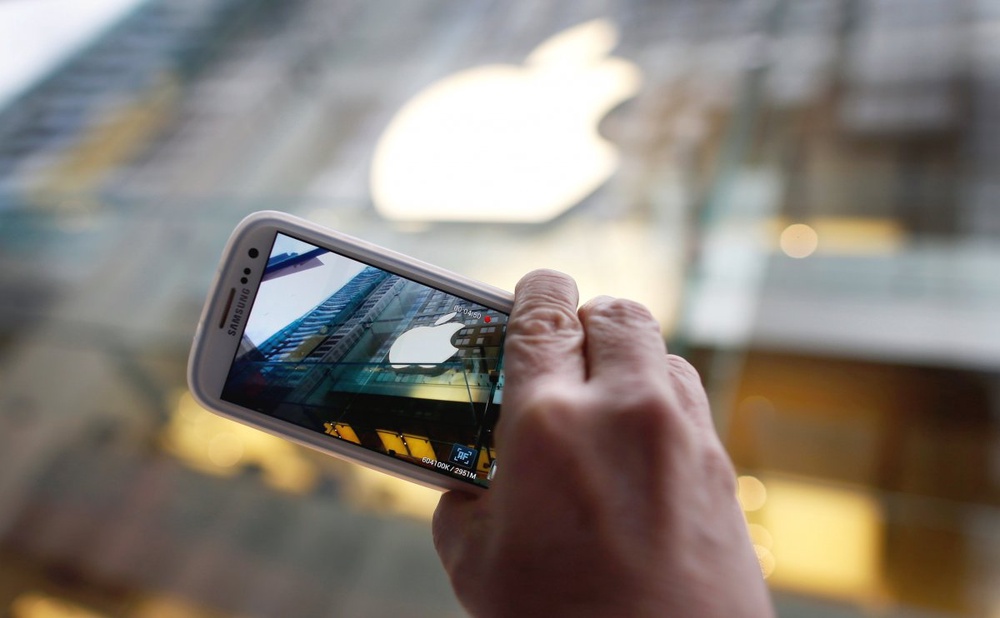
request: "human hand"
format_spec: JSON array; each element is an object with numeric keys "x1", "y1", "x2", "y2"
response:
[{"x1": 433, "y1": 270, "x2": 774, "y2": 617}]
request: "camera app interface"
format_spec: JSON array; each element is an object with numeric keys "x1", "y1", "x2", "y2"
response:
[{"x1": 221, "y1": 234, "x2": 505, "y2": 488}]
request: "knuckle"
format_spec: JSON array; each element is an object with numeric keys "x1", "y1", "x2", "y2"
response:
[
  {"x1": 512, "y1": 384, "x2": 579, "y2": 432},
  {"x1": 584, "y1": 297, "x2": 657, "y2": 327},
  {"x1": 627, "y1": 383, "x2": 673, "y2": 416},
  {"x1": 501, "y1": 384, "x2": 584, "y2": 467},
  {"x1": 701, "y1": 442, "x2": 738, "y2": 495},
  {"x1": 662, "y1": 355, "x2": 721, "y2": 436},
  {"x1": 509, "y1": 302, "x2": 581, "y2": 340},
  {"x1": 668, "y1": 354, "x2": 702, "y2": 384},
  {"x1": 603, "y1": 383, "x2": 677, "y2": 437},
  {"x1": 517, "y1": 269, "x2": 576, "y2": 294}
]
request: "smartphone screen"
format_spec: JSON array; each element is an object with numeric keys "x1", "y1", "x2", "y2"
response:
[{"x1": 220, "y1": 233, "x2": 505, "y2": 488}]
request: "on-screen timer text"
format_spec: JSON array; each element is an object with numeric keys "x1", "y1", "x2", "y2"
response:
[{"x1": 453, "y1": 306, "x2": 494, "y2": 323}]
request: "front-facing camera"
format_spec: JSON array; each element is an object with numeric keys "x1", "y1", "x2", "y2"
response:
[{"x1": 248, "y1": 248, "x2": 259, "y2": 258}]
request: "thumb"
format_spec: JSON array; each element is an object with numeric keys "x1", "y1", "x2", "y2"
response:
[{"x1": 433, "y1": 490, "x2": 491, "y2": 570}]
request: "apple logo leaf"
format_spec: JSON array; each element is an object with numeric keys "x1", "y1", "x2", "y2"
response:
[
  {"x1": 434, "y1": 311, "x2": 459, "y2": 326},
  {"x1": 526, "y1": 18, "x2": 619, "y2": 67},
  {"x1": 371, "y1": 18, "x2": 642, "y2": 224}
]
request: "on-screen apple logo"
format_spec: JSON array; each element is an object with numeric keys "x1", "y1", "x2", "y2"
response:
[
  {"x1": 389, "y1": 312, "x2": 466, "y2": 369},
  {"x1": 370, "y1": 19, "x2": 642, "y2": 224}
]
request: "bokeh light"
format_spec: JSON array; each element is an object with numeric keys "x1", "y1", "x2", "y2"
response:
[
  {"x1": 779, "y1": 223, "x2": 819, "y2": 258},
  {"x1": 737, "y1": 475, "x2": 768, "y2": 512}
]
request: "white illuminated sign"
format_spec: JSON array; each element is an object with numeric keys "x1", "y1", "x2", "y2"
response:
[
  {"x1": 370, "y1": 19, "x2": 642, "y2": 223},
  {"x1": 388, "y1": 312, "x2": 465, "y2": 368}
]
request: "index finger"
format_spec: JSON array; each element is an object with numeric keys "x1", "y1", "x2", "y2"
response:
[{"x1": 502, "y1": 270, "x2": 586, "y2": 408}]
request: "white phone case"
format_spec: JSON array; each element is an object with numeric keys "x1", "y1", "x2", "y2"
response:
[{"x1": 188, "y1": 211, "x2": 513, "y2": 492}]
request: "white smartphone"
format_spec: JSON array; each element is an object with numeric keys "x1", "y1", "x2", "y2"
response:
[{"x1": 188, "y1": 211, "x2": 513, "y2": 492}]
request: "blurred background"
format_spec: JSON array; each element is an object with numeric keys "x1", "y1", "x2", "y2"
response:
[{"x1": 0, "y1": 0, "x2": 998, "y2": 616}]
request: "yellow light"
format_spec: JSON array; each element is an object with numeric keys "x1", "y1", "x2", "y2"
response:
[
  {"x1": 207, "y1": 432, "x2": 244, "y2": 467},
  {"x1": 754, "y1": 544, "x2": 777, "y2": 579},
  {"x1": 161, "y1": 390, "x2": 319, "y2": 494},
  {"x1": 768, "y1": 217, "x2": 904, "y2": 256},
  {"x1": 737, "y1": 475, "x2": 768, "y2": 512},
  {"x1": 747, "y1": 523, "x2": 773, "y2": 548},
  {"x1": 10, "y1": 593, "x2": 107, "y2": 618},
  {"x1": 477, "y1": 447, "x2": 497, "y2": 475},
  {"x1": 401, "y1": 434, "x2": 438, "y2": 461},
  {"x1": 163, "y1": 391, "x2": 442, "y2": 520},
  {"x1": 810, "y1": 217, "x2": 904, "y2": 253},
  {"x1": 164, "y1": 392, "x2": 508, "y2": 521},
  {"x1": 375, "y1": 430, "x2": 439, "y2": 461},
  {"x1": 128, "y1": 595, "x2": 219, "y2": 618},
  {"x1": 779, "y1": 223, "x2": 819, "y2": 258},
  {"x1": 345, "y1": 467, "x2": 442, "y2": 521},
  {"x1": 324, "y1": 422, "x2": 361, "y2": 444},
  {"x1": 375, "y1": 430, "x2": 407, "y2": 456},
  {"x1": 370, "y1": 19, "x2": 641, "y2": 223},
  {"x1": 761, "y1": 477, "x2": 883, "y2": 600},
  {"x1": 32, "y1": 72, "x2": 179, "y2": 198},
  {"x1": 737, "y1": 395, "x2": 776, "y2": 417}
]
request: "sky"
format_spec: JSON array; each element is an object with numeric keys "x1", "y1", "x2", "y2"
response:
[
  {"x1": 243, "y1": 237, "x2": 367, "y2": 346},
  {"x1": 0, "y1": 0, "x2": 143, "y2": 110}
]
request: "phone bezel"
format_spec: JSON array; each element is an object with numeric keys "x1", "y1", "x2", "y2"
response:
[{"x1": 187, "y1": 210, "x2": 514, "y2": 493}]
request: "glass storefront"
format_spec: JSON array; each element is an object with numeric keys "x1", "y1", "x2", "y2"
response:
[{"x1": 0, "y1": 0, "x2": 998, "y2": 616}]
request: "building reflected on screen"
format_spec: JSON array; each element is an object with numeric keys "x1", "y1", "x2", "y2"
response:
[
  {"x1": 222, "y1": 254, "x2": 503, "y2": 482},
  {"x1": 0, "y1": 0, "x2": 998, "y2": 616}
]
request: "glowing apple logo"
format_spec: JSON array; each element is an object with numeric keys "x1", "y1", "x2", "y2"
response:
[
  {"x1": 370, "y1": 19, "x2": 642, "y2": 223},
  {"x1": 389, "y1": 312, "x2": 465, "y2": 369}
]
